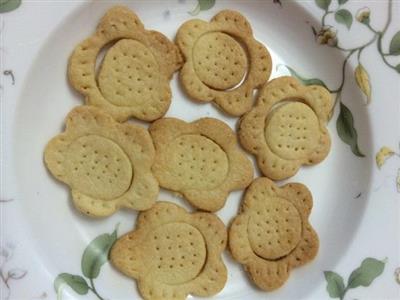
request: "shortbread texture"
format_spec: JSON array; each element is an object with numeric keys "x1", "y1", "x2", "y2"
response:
[
  {"x1": 239, "y1": 76, "x2": 332, "y2": 180},
  {"x1": 44, "y1": 106, "x2": 159, "y2": 217},
  {"x1": 68, "y1": 6, "x2": 182, "y2": 122},
  {"x1": 149, "y1": 117, "x2": 253, "y2": 212},
  {"x1": 111, "y1": 201, "x2": 227, "y2": 300},
  {"x1": 229, "y1": 177, "x2": 319, "y2": 291},
  {"x1": 176, "y1": 10, "x2": 272, "y2": 116}
]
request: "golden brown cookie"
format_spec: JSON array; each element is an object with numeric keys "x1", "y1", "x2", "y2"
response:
[
  {"x1": 68, "y1": 6, "x2": 182, "y2": 122},
  {"x1": 149, "y1": 117, "x2": 253, "y2": 212},
  {"x1": 229, "y1": 177, "x2": 319, "y2": 291},
  {"x1": 176, "y1": 10, "x2": 272, "y2": 116},
  {"x1": 239, "y1": 76, "x2": 332, "y2": 180},
  {"x1": 110, "y1": 201, "x2": 227, "y2": 300},
  {"x1": 44, "y1": 106, "x2": 158, "y2": 217}
]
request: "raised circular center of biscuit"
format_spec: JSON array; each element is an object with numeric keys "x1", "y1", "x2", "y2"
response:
[
  {"x1": 167, "y1": 134, "x2": 229, "y2": 189},
  {"x1": 265, "y1": 102, "x2": 320, "y2": 160},
  {"x1": 248, "y1": 197, "x2": 302, "y2": 260},
  {"x1": 147, "y1": 222, "x2": 206, "y2": 284},
  {"x1": 65, "y1": 135, "x2": 132, "y2": 199},
  {"x1": 98, "y1": 39, "x2": 159, "y2": 107},
  {"x1": 193, "y1": 32, "x2": 247, "y2": 90}
]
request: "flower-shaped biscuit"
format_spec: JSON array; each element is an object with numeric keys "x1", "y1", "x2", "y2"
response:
[
  {"x1": 176, "y1": 10, "x2": 272, "y2": 116},
  {"x1": 110, "y1": 201, "x2": 227, "y2": 300},
  {"x1": 44, "y1": 106, "x2": 158, "y2": 217},
  {"x1": 229, "y1": 177, "x2": 319, "y2": 291},
  {"x1": 68, "y1": 6, "x2": 182, "y2": 122},
  {"x1": 149, "y1": 117, "x2": 253, "y2": 212},
  {"x1": 239, "y1": 76, "x2": 332, "y2": 180}
]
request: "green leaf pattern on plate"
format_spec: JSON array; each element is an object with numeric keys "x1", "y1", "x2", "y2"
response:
[
  {"x1": 54, "y1": 274, "x2": 89, "y2": 296},
  {"x1": 315, "y1": 0, "x2": 332, "y2": 11},
  {"x1": 324, "y1": 271, "x2": 346, "y2": 299},
  {"x1": 81, "y1": 228, "x2": 118, "y2": 279},
  {"x1": 54, "y1": 225, "x2": 118, "y2": 300},
  {"x1": 336, "y1": 102, "x2": 365, "y2": 157},
  {"x1": 281, "y1": 65, "x2": 329, "y2": 89},
  {"x1": 347, "y1": 258, "x2": 385, "y2": 288},
  {"x1": 389, "y1": 31, "x2": 400, "y2": 55},
  {"x1": 335, "y1": 9, "x2": 353, "y2": 29},
  {"x1": 0, "y1": 0, "x2": 21, "y2": 13},
  {"x1": 189, "y1": 0, "x2": 215, "y2": 16},
  {"x1": 324, "y1": 258, "x2": 386, "y2": 299}
]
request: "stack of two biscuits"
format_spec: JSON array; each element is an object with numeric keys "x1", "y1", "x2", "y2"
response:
[{"x1": 44, "y1": 6, "x2": 332, "y2": 300}]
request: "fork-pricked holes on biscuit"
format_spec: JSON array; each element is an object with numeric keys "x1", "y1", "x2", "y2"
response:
[
  {"x1": 229, "y1": 177, "x2": 319, "y2": 291},
  {"x1": 193, "y1": 32, "x2": 248, "y2": 91},
  {"x1": 98, "y1": 39, "x2": 161, "y2": 108},
  {"x1": 176, "y1": 10, "x2": 272, "y2": 116},
  {"x1": 239, "y1": 76, "x2": 333, "y2": 180},
  {"x1": 68, "y1": 6, "x2": 182, "y2": 122},
  {"x1": 44, "y1": 106, "x2": 159, "y2": 217},
  {"x1": 156, "y1": 134, "x2": 229, "y2": 190},
  {"x1": 110, "y1": 202, "x2": 227, "y2": 300},
  {"x1": 64, "y1": 134, "x2": 133, "y2": 200},
  {"x1": 149, "y1": 118, "x2": 253, "y2": 212}
]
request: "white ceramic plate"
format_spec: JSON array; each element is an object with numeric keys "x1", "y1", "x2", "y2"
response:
[{"x1": 2, "y1": 0, "x2": 399, "y2": 299}]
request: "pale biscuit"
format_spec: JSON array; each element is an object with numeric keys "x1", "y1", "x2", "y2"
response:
[
  {"x1": 110, "y1": 201, "x2": 227, "y2": 300},
  {"x1": 44, "y1": 106, "x2": 159, "y2": 217},
  {"x1": 149, "y1": 117, "x2": 253, "y2": 212},
  {"x1": 229, "y1": 177, "x2": 319, "y2": 291},
  {"x1": 239, "y1": 76, "x2": 332, "y2": 180},
  {"x1": 176, "y1": 10, "x2": 272, "y2": 116},
  {"x1": 68, "y1": 6, "x2": 182, "y2": 122}
]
